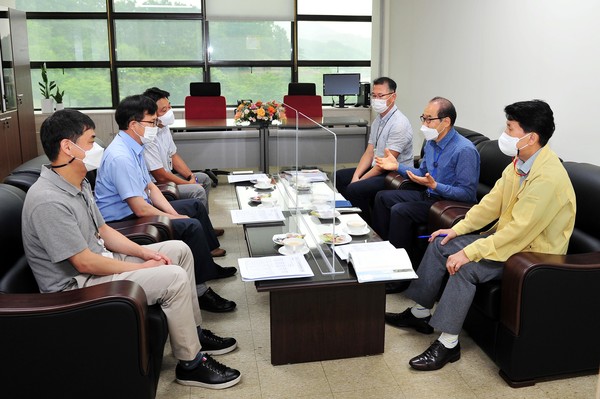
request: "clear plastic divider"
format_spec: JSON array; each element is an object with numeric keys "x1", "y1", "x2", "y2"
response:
[{"x1": 270, "y1": 104, "x2": 344, "y2": 275}]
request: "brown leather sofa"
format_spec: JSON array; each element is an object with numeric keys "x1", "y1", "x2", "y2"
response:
[{"x1": 0, "y1": 183, "x2": 169, "y2": 398}]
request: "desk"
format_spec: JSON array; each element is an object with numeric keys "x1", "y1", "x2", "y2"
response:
[
  {"x1": 236, "y1": 179, "x2": 385, "y2": 365},
  {"x1": 170, "y1": 117, "x2": 369, "y2": 173}
]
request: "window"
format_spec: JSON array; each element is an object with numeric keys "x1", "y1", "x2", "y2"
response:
[{"x1": 17, "y1": 0, "x2": 370, "y2": 109}]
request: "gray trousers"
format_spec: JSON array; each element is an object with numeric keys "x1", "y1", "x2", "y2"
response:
[
  {"x1": 405, "y1": 235, "x2": 504, "y2": 334},
  {"x1": 177, "y1": 172, "x2": 211, "y2": 211}
]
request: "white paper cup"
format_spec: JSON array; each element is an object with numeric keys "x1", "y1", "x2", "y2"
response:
[
  {"x1": 347, "y1": 220, "x2": 367, "y2": 234},
  {"x1": 261, "y1": 197, "x2": 278, "y2": 207},
  {"x1": 283, "y1": 237, "x2": 306, "y2": 254}
]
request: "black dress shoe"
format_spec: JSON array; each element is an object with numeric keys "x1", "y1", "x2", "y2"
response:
[
  {"x1": 385, "y1": 281, "x2": 410, "y2": 294},
  {"x1": 198, "y1": 288, "x2": 236, "y2": 313},
  {"x1": 385, "y1": 308, "x2": 434, "y2": 334},
  {"x1": 216, "y1": 266, "x2": 237, "y2": 279},
  {"x1": 409, "y1": 340, "x2": 461, "y2": 371}
]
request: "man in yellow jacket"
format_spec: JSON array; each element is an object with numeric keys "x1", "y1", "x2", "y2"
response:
[{"x1": 385, "y1": 99, "x2": 576, "y2": 371}]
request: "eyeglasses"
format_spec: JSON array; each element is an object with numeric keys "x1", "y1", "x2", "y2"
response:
[
  {"x1": 420, "y1": 115, "x2": 445, "y2": 123},
  {"x1": 138, "y1": 119, "x2": 158, "y2": 127},
  {"x1": 370, "y1": 92, "x2": 395, "y2": 99}
]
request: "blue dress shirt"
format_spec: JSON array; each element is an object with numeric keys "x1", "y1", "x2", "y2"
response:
[
  {"x1": 95, "y1": 131, "x2": 153, "y2": 221},
  {"x1": 397, "y1": 127, "x2": 480, "y2": 202}
]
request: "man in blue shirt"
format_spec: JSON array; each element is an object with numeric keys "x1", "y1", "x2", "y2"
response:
[
  {"x1": 95, "y1": 95, "x2": 236, "y2": 313},
  {"x1": 372, "y1": 97, "x2": 479, "y2": 265}
]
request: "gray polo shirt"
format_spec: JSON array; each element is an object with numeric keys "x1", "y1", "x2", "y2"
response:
[
  {"x1": 368, "y1": 104, "x2": 413, "y2": 167},
  {"x1": 22, "y1": 166, "x2": 105, "y2": 293}
]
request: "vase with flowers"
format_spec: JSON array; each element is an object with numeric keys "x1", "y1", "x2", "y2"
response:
[{"x1": 234, "y1": 100, "x2": 286, "y2": 127}]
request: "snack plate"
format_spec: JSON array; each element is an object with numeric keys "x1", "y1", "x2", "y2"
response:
[
  {"x1": 310, "y1": 210, "x2": 341, "y2": 219},
  {"x1": 272, "y1": 233, "x2": 306, "y2": 245},
  {"x1": 319, "y1": 233, "x2": 352, "y2": 245}
]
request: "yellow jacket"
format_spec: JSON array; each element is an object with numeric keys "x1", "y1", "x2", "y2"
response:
[{"x1": 452, "y1": 145, "x2": 576, "y2": 262}]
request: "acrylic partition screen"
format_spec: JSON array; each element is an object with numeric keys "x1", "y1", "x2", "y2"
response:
[{"x1": 269, "y1": 104, "x2": 344, "y2": 274}]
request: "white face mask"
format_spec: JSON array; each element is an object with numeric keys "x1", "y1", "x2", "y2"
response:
[
  {"x1": 71, "y1": 141, "x2": 104, "y2": 171},
  {"x1": 371, "y1": 98, "x2": 389, "y2": 114},
  {"x1": 134, "y1": 122, "x2": 158, "y2": 145},
  {"x1": 420, "y1": 124, "x2": 440, "y2": 141},
  {"x1": 498, "y1": 132, "x2": 531, "y2": 157},
  {"x1": 159, "y1": 109, "x2": 175, "y2": 126}
]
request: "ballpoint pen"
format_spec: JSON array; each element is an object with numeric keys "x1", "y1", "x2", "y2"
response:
[{"x1": 417, "y1": 234, "x2": 448, "y2": 239}]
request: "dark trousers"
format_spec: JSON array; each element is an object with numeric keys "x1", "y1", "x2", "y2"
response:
[
  {"x1": 335, "y1": 167, "x2": 387, "y2": 224},
  {"x1": 169, "y1": 199, "x2": 222, "y2": 283},
  {"x1": 371, "y1": 190, "x2": 437, "y2": 256},
  {"x1": 116, "y1": 199, "x2": 221, "y2": 284}
]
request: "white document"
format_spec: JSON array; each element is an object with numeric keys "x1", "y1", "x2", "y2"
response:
[
  {"x1": 334, "y1": 242, "x2": 417, "y2": 283},
  {"x1": 230, "y1": 207, "x2": 285, "y2": 224},
  {"x1": 333, "y1": 240, "x2": 396, "y2": 261},
  {"x1": 238, "y1": 254, "x2": 314, "y2": 281},
  {"x1": 227, "y1": 173, "x2": 268, "y2": 183}
]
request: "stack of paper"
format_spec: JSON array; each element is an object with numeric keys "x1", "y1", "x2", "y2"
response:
[
  {"x1": 230, "y1": 208, "x2": 285, "y2": 224},
  {"x1": 335, "y1": 241, "x2": 418, "y2": 283},
  {"x1": 227, "y1": 173, "x2": 268, "y2": 183},
  {"x1": 283, "y1": 169, "x2": 328, "y2": 183},
  {"x1": 238, "y1": 254, "x2": 314, "y2": 281}
]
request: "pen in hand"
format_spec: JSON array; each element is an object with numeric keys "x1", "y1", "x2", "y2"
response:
[{"x1": 418, "y1": 234, "x2": 448, "y2": 239}]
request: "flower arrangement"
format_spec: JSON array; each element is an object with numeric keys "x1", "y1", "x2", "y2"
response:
[{"x1": 234, "y1": 100, "x2": 286, "y2": 125}]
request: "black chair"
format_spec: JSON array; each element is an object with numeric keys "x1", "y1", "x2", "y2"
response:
[{"x1": 0, "y1": 183, "x2": 168, "y2": 399}]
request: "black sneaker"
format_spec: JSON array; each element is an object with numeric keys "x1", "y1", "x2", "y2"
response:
[
  {"x1": 385, "y1": 307, "x2": 434, "y2": 334},
  {"x1": 200, "y1": 329, "x2": 237, "y2": 355},
  {"x1": 176, "y1": 354, "x2": 241, "y2": 389},
  {"x1": 198, "y1": 287, "x2": 236, "y2": 313}
]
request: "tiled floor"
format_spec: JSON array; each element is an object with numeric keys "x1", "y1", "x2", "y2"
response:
[{"x1": 155, "y1": 180, "x2": 599, "y2": 399}]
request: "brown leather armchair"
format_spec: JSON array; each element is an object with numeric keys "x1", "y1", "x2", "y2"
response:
[
  {"x1": 426, "y1": 158, "x2": 600, "y2": 386},
  {"x1": 0, "y1": 183, "x2": 168, "y2": 398}
]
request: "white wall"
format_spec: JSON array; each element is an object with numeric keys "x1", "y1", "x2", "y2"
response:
[{"x1": 373, "y1": 0, "x2": 599, "y2": 164}]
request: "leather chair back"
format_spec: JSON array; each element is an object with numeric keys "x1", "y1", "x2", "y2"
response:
[
  {"x1": 475, "y1": 140, "x2": 512, "y2": 200},
  {"x1": 0, "y1": 184, "x2": 26, "y2": 281},
  {"x1": 184, "y1": 95, "x2": 227, "y2": 119},
  {"x1": 563, "y1": 161, "x2": 600, "y2": 254},
  {"x1": 283, "y1": 95, "x2": 323, "y2": 118}
]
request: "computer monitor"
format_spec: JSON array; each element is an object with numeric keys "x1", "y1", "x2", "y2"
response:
[{"x1": 322, "y1": 73, "x2": 360, "y2": 108}]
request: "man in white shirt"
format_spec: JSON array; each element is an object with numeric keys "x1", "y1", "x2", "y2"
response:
[
  {"x1": 335, "y1": 77, "x2": 413, "y2": 224},
  {"x1": 142, "y1": 87, "x2": 222, "y2": 238}
]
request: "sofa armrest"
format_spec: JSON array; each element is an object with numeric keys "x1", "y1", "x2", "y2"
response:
[
  {"x1": 383, "y1": 171, "x2": 426, "y2": 191},
  {"x1": 108, "y1": 215, "x2": 173, "y2": 242},
  {"x1": 0, "y1": 280, "x2": 151, "y2": 374},
  {"x1": 157, "y1": 182, "x2": 180, "y2": 201},
  {"x1": 501, "y1": 251, "x2": 600, "y2": 335},
  {"x1": 112, "y1": 224, "x2": 162, "y2": 246},
  {"x1": 427, "y1": 200, "x2": 474, "y2": 231}
]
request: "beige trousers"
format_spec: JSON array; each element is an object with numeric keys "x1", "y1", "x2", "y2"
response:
[{"x1": 74, "y1": 240, "x2": 202, "y2": 361}]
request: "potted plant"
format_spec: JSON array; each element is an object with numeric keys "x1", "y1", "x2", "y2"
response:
[
  {"x1": 38, "y1": 63, "x2": 56, "y2": 113},
  {"x1": 52, "y1": 86, "x2": 65, "y2": 111}
]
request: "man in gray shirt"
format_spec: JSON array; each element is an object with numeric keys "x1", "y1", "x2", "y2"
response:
[
  {"x1": 335, "y1": 76, "x2": 413, "y2": 223},
  {"x1": 22, "y1": 109, "x2": 241, "y2": 390}
]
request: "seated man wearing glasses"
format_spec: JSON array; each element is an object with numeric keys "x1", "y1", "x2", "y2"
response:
[
  {"x1": 95, "y1": 95, "x2": 237, "y2": 313},
  {"x1": 372, "y1": 97, "x2": 479, "y2": 281},
  {"x1": 335, "y1": 76, "x2": 413, "y2": 224}
]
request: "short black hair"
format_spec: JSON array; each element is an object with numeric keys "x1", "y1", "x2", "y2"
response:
[
  {"x1": 373, "y1": 76, "x2": 397, "y2": 92},
  {"x1": 115, "y1": 95, "x2": 158, "y2": 130},
  {"x1": 504, "y1": 100, "x2": 554, "y2": 146},
  {"x1": 430, "y1": 96, "x2": 457, "y2": 126},
  {"x1": 142, "y1": 87, "x2": 170, "y2": 103},
  {"x1": 41, "y1": 109, "x2": 96, "y2": 161}
]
